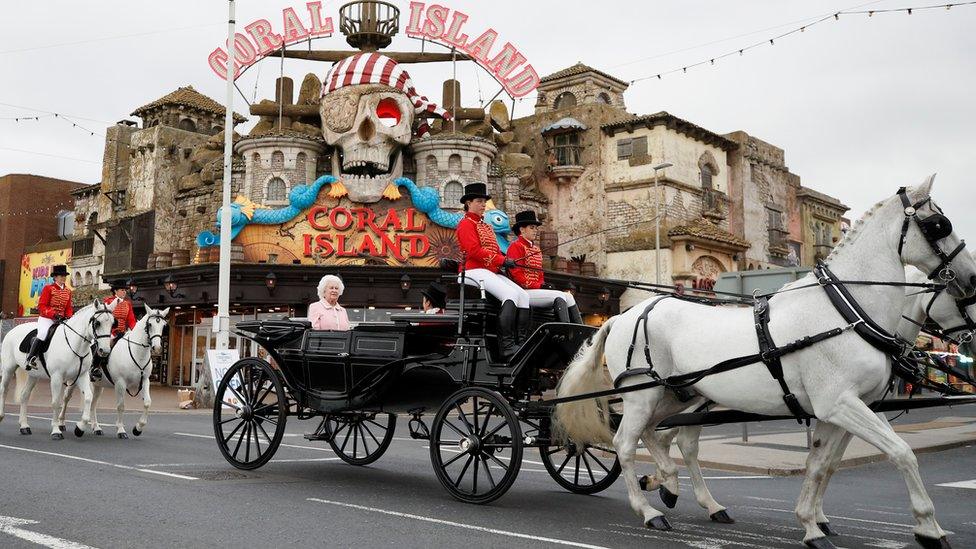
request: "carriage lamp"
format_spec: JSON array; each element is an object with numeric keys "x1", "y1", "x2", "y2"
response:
[
  {"x1": 265, "y1": 272, "x2": 278, "y2": 294},
  {"x1": 127, "y1": 278, "x2": 137, "y2": 296},
  {"x1": 598, "y1": 287, "x2": 611, "y2": 304},
  {"x1": 400, "y1": 274, "x2": 412, "y2": 294}
]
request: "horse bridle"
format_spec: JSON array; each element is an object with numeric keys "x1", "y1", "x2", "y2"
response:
[
  {"x1": 897, "y1": 187, "x2": 967, "y2": 282},
  {"x1": 922, "y1": 292, "x2": 976, "y2": 346}
]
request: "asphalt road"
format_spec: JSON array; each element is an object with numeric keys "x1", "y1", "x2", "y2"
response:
[{"x1": 0, "y1": 407, "x2": 974, "y2": 549}]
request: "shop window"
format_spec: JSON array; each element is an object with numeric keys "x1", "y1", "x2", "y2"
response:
[
  {"x1": 266, "y1": 177, "x2": 287, "y2": 202},
  {"x1": 443, "y1": 181, "x2": 463, "y2": 206},
  {"x1": 553, "y1": 92, "x2": 577, "y2": 110}
]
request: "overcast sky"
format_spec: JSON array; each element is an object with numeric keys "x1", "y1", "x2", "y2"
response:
[{"x1": 2, "y1": 0, "x2": 974, "y2": 238}]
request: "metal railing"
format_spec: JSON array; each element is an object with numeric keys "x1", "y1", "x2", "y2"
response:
[
  {"x1": 339, "y1": 1, "x2": 399, "y2": 49},
  {"x1": 547, "y1": 144, "x2": 582, "y2": 167}
]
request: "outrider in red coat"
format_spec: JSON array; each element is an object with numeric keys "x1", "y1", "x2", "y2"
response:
[
  {"x1": 505, "y1": 235, "x2": 544, "y2": 289},
  {"x1": 103, "y1": 296, "x2": 136, "y2": 336},
  {"x1": 455, "y1": 212, "x2": 505, "y2": 273},
  {"x1": 38, "y1": 283, "x2": 73, "y2": 320}
]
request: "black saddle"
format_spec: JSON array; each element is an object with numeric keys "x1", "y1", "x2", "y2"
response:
[{"x1": 18, "y1": 323, "x2": 61, "y2": 357}]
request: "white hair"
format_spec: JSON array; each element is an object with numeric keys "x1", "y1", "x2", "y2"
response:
[{"x1": 317, "y1": 274, "x2": 345, "y2": 299}]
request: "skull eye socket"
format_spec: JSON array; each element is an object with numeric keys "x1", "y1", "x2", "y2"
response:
[{"x1": 376, "y1": 98, "x2": 402, "y2": 128}]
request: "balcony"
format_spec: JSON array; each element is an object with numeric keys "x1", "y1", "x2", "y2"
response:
[
  {"x1": 701, "y1": 188, "x2": 726, "y2": 222},
  {"x1": 546, "y1": 144, "x2": 584, "y2": 183},
  {"x1": 339, "y1": 1, "x2": 399, "y2": 50}
]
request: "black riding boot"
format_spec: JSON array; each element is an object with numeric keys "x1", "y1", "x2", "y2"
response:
[
  {"x1": 553, "y1": 298, "x2": 571, "y2": 323},
  {"x1": 25, "y1": 338, "x2": 42, "y2": 371},
  {"x1": 90, "y1": 354, "x2": 104, "y2": 382},
  {"x1": 516, "y1": 307, "x2": 531, "y2": 343},
  {"x1": 568, "y1": 305, "x2": 583, "y2": 324},
  {"x1": 498, "y1": 301, "x2": 519, "y2": 360}
]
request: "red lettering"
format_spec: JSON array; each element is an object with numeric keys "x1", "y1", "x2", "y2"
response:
[
  {"x1": 442, "y1": 11, "x2": 470, "y2": 48},
  {"x1": 422, "y1": 4, "x2": 449, "y2": 38},
  {"x1": 357, "y1": 234, "x2": 379, "y2": 256},
  {"x1": 306, "y1": 1, "x2": 334, "y2": 37},
  {"x1": 405, "y1": 208, "x2": 426, "y2": 231},
  {"x1": 505, "y1": 65, "x2": 539, "y2": 98},
  {"x1": 303, "y1": 234, "x2": 313, "y2": 256},
  {"x1": 463, "y1": 29, "x2": 498, "y2": 65},
  {"x1": 335, "y1": 234, "x2": 358, "y2": 257},
  {"x1": 330, "y1": 207, "x2": 353, "y2": 230},
  {"x1": 488, "y1": 42, "x2": 527, "y2": 80},
  {"x1": 378, "y1": 233, "x2": 407, "y2": 261},
  {"x1": 408, "y1": 235, "x2": 431, "y2": 257},
  {"x1": 405, "y1": 1, "x2": 426, "y2": 36},
  {"x1": 315, "y1": 234, "x2": 334, "y2": 257},
  {"x1": 307, "y1": 206, "x2": 330, "y2": 230},
  {"x1": 281, "y1": 7, "x2": 310, "y2": 43},
  {"x1": 380, "y1": 208, "x2": 403, "y2": 231},
  {"x1": 245, "y1": 19, "x2": 283, "y2": 56}
]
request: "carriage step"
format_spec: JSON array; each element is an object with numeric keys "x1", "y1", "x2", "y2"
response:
[{"x1": 303, "y1": 432, "x2": 331, "y2": 441}]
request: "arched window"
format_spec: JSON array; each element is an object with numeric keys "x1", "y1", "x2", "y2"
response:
[
  {"x1": 211, "y1": 125, "x2": 223, "y2": 135},
  {"x1": 471, "y1": 157, "x2": 483, "y2": 178},
  {"x1": 296, "y1": 152, "x2": 307, "y2": 184},
  {"x1": 425, "y1": 155, "x2": 438, "y2": 176},
  {"x1": 266, "y1": 177, "x2": 287, "y2": 202},
  {"x1": 443, "y1": 181, "x2": 464, "y2": 205},
  {"x1": 448, "y1": 154, "x2": 462, "y2": 173},
  {"x1": 73, "y1": 272, "x2": 82, "y2": 287},
  {"x1": 271, "y1": 151, "x2": 284, "y2": 170},
  {"x1": 553, "y1": 92, "x2": 577, "y2": 110},
  {"x1": 87, "y1": 211, "x2": 98, "y2": 233},
  {"x1": 251, "y1": 152, "x2": 261, "y2": 165},
  {"x1": 597, "y1": 92, "x2": 612, "y2": 105},
  {"x1": 178, "y1": 118, "x2": 197, "y2": 133},
  {"x1": 84, "y1": 271, "x2": 93, "y2": 286},
  {"x1": 701, "y1": 164, "x2": 713, "y2": 190}
]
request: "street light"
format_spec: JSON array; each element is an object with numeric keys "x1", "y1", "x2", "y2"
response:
[{"x1": 652, "y1": 162, "x2": 673, "y2": 285}]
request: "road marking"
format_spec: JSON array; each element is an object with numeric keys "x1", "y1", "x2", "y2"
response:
[
  {"x1": 0, "y1": 515, "x2": 96, "y2": 549},
  {"x1": 173, "y1": 432, "x2": 336, "y2": 453},
  {"x1": 740, "y1": 505, "x2": 954, "y2": 534},
  {"x1": 0, "y1": 443, "x2": 198, "y2": 481},
  {"x1": 936, "y1": 479, "x2": 976, "y2": 489},
  {"x1": 134, "y1": 458, "x2": 342, "y2": 467},
  {"x1": 307, "y1": 498, "x2": 610, "y2": 549}
]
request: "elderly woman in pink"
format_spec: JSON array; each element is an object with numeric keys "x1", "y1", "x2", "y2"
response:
[{"x1": 308, "y1": 274, "x2": 350, "y2": 330}]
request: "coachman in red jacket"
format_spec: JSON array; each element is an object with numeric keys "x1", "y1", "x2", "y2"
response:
[
  {"x1": 89, "y1": 279, "x2": 137, "y2": 381},
  {"x1": 25, "y1": 265, "x2": 73, "y2": 370},
  {"x1": 454, "y1": 183, "x2": 530, "y2": 359},
  {"x1": 506, "y1": 210, "x2": 583, "y2": 324}
]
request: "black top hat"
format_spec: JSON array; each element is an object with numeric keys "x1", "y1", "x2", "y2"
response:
[
  {"x1": 110, "y1": 279, "x2": 127, "y2": 291},
  {"x1": 459, "y1": 182, "x2": 491, "y2": 203},
  {"x1": 421, "y1": 281, "x2": 447, "y2": 309},
  {"x1": 51, "y1": 265, "x2": 68, "y2": 277},
  {"x1": 512, "y1": 210, "x2": 543, "y2": 233}
]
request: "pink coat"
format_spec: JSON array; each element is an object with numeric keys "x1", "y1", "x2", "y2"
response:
[{"x1": 308, "y1": 300, "x2": 350, "y2": 331}]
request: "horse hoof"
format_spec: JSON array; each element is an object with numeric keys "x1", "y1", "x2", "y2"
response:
[
  {"x1": 19, "y1": 427, "x2": 31, "y2": 435},
  {"x1": 710, "y1": 510, "x2": 735, "y2": 524},
  {"x1": 117, "y1": 432, "x2": 128, "y2": 439},
  {"x1": 818, "y1": 522, "x2": 837, "y2": 536},
  {"x1": 132, "y1": 427, "x2": 142, "y2": 437},
  {"x1": 645, "y1": 516, "x2": 672, "y2": 531},
  {"x1": 73, "y1": 426, "x2": 84, "y2": 438},
  {"x1": 914, "y1": 534, "x2": 952, "y2": 549},
  {"x1": 658, "y1": 485, "x2": 678, "y2": 509},
  {"x1": 94, "y1": 430, "x2": 103, "y2": 436},
  {"x1": 805, "y1": 536, "x2": 836, "y2": 549},
  {"x1": 51, "y1": 432, "x2": 64, "y2": 441},
  {"x1": 58, "y1": 425, "x2": 66, "y2": 432}
]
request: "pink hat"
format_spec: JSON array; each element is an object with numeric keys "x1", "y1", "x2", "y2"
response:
[{"x1": 323, "y1": 52, "x2": 452, "y2": 137}]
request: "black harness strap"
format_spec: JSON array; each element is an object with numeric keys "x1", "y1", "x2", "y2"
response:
[
  {"x1": 815, "y1": 262, "x2": 906, "y2": 356},
  {"x1": 753, "y1": 297, "x2": 808, "y2": 421},
  {"x1": 617, "y1": 296, "x2": 670, "y2": 387}
]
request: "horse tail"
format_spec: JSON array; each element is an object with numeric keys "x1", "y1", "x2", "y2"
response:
[{"x1": 553, "y1": 316, "x2": 618, "y2": 447}]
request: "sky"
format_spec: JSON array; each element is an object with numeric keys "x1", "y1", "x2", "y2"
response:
[{"x1": 1, "y1": 0, "x2": 974, "y2": 238}]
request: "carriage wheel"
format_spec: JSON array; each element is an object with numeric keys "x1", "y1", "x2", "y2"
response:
[
  {"x1": 429, "y1": 387, "x2": 522, "y2": 504},
  {"x1": 326, "y1": 412, "x2": 396, "y2": 466},
  {"x1": 213, "y1": 358, "x2": 287, "y2": 470},
  {"x1": 539, "y1": 442, "x2": 622, "y2": 494}
]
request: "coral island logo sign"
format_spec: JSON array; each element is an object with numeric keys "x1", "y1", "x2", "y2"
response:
[{"x1": 207, "y1": 1, "x2": 538, "y2": 97}]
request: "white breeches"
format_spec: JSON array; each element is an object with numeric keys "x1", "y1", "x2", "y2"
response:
[
  {"x1": 35, "y1": 317, "x2": 55, "y2": 340},
  {"x1": 527, "y1": 288, "x2": 576, "y2": 308},
  {"x1": 459, "y1": 269, "x2": 530, "y2": 308}
]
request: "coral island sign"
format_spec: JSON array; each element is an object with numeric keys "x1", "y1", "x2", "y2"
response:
[{"x1": 207, "y1": 1, "x2": 538, "y2": 97}]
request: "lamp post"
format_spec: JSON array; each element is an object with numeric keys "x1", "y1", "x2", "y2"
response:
[
  {"x1": 216, "y1": 0, "x2": 236, "y2": 350},
  {"x1": 652, "y1": 162, "x2": 673, "y2": 285}
]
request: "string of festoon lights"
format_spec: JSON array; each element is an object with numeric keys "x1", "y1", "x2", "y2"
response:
[
  {"x1": 628, "y1": 1, "x2": 976, "y2": 85},
  {"x1": 0, "y1": 202, "x2": 75, "y2": 218},
  {"x1": 0, "y1": 110, "x2": 109, "y2": 140}
]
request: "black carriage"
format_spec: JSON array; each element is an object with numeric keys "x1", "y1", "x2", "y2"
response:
[{"x1": 212, "y1": 280, "x2": 621, "y2": 503}]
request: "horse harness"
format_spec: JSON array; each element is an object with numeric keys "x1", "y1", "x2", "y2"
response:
[
  {"x1": 42, "y1": 307, "x2": 115, "y2": 386},
  {"x1": 101, "y1": 311, "x2": 165, "y2": 397}
]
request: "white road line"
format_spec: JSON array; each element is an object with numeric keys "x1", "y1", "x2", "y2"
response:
[
  {"x1": 173, "y1": 432, "x2": 336, "y2": 453},
  {"x1": 0, "y1": 515, "x2": 97, "y2": 549},
  {"x1": 307, "y1": 498, "x2": 610, "y2": 549},
  {"x1": 0, "y1": 443, "x2": 198, "y2": 481},
  {"x1": 740, "y1": 505, "x2": 954, "y2": 534},
  {"x1": 936, "y1": 479, "x2": 976, "y2": 489}
]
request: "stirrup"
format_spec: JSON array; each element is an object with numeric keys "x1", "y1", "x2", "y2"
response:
[{"x1": 90, "y1": 367, "x2": 103, "y2": 382}]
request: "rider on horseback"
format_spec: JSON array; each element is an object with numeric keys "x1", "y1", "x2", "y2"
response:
[
  {"x1": 505, "y1": 210, "x2": 584, "y2": 324},
  {"x1": 25, "y1": 265, "x2": 73, "y2": 371},
  {"x1": 90, "y1": 279, "x2": 136, "y2": 381}
]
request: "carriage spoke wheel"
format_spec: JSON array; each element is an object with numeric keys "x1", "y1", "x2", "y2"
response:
[
  {"x1": 326, "y1": 412, "x2": 396, "y2": 466},
  {"x1": 429, "y1": 387, "x2": 522, "y2": 504},
  {"x1": 539, "y1": 441, "x2": 621, "y2": 494},
  {"x1": 213, "y1": 358, "x2": 287, "y2": 470}
]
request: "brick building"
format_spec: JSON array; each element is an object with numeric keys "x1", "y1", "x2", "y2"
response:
[{"x1": 0, "y1": 174, "x2": 88, "y2": 317}]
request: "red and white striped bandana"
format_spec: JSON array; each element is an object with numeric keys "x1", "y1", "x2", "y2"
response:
[{"x1": 323, "y1": 52, "x2": 452, "y2": 137}]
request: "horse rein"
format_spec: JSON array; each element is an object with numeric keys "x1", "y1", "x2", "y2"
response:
[{"x1": 897, "y1": 187, "x2": 967, "y2": 282}]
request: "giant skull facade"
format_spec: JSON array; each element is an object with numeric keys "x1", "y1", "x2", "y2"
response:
[{"x1": 320, "y1": 84, "x2": 413, "y2": 203}]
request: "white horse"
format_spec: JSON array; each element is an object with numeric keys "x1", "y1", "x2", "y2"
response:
[
  {"x1": 639, "y1": 258, "x2": 976, "y2": 536},
  {"x1": 555, "y1": 179, "x2": 976, "y2": 548},
  {"x1": 57, "y1": 304, "x2": 169, "y2": 439},
  {"x1": 0, "y1": 300, "x2": 118, "y2": 439}
]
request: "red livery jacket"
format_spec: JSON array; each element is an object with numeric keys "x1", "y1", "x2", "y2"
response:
[
  {"x1": 505, "y1": 235, "x2": 544, "y2": 289},
  {"x1": 38, "y1": 283, "x2": 73, "y2": 320},
  {"x1": 103, "y1": 296, "x2": 136, "y2": 336},
  {"x1": 455, "y1": 212, "x2": 505, "y2": 272}
]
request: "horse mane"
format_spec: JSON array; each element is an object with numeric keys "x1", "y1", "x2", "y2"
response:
[{"x1": 822, "y1": 196, "x2": 889, "y2": 263}]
